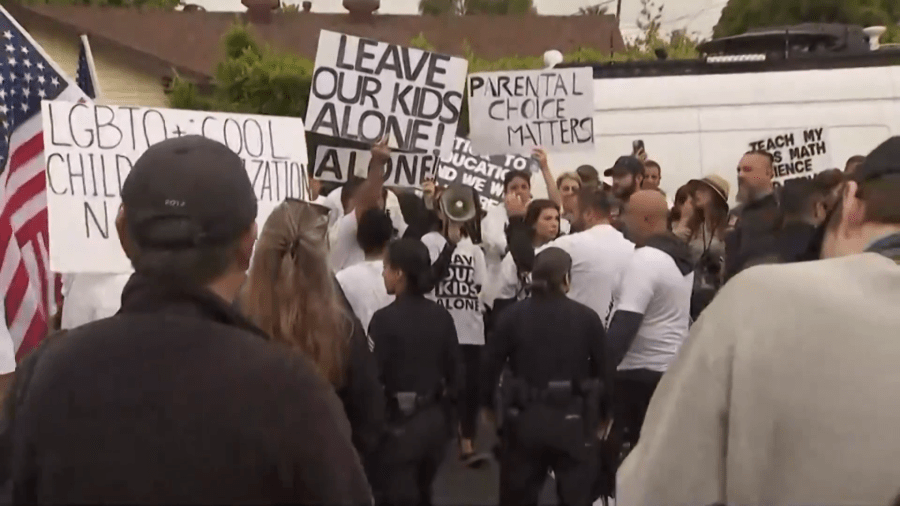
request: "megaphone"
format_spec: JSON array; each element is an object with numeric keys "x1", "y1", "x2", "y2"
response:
[{"x1": 440, "y1": 184, "x2": 477, "y2": 223}]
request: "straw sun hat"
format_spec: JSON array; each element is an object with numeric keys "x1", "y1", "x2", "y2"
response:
[{"x1": 687, "y1": 174, "x2": 730, "y2": 205}]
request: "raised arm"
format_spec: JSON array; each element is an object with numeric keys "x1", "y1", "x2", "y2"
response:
[
  {"x1": 353, "y1": 138, "x2": 390, "y2": 221},
  {"x1": 533, "y1": 148, "x2": 562, "y2": 208}
]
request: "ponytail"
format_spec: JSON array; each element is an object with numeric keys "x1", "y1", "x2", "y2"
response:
[
  {"x1": 406, "y1": 263, "x2": 436, "y2": 296},
  {"x1": 386, "y1": 239, "x2": 435, "y2": 296}
]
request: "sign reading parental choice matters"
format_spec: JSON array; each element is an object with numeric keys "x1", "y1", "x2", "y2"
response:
[
  {"x1": 42, "y1": 101, "x2": 310, "y2": 274},
  {"x1": 467, "y1": 68, "x2": 595, "y2": 156},
  {"x1": 305, "y1": 31, "x2": 468, "y2": 156}
]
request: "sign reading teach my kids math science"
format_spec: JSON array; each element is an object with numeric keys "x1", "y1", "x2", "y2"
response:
[
  {"x1": 42, "y1": 100, "x2": 310, "y2": 274},
  {"x1": 467, "y1": 67, "x2": 595, "y2": 156},
  {"x1": 747, "y1": 127, "x2": 832, "y2": 188},
  {"x1": 305, "y1": 31, "x2": 468, "y2": 157}
]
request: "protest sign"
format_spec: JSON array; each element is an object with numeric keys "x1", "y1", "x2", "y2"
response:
[
  {"x1": 467, "y1": 67, "x2": 595, "y2": 156},
  {"x1": 436, "y1": 137, "x2": 533, "y2": 207},
  {"x1": 748, "y1": 127, "x2": 832, "y2": 188},
  {"x1": 42, "y1": 101, "x2": 310, "y2": 274},
  {"x1": 312, "y1": 145, "x2": 437, "y2": 188},
  {"x1": 305, "y1": 31, "x2": 468, "y2": 157}
]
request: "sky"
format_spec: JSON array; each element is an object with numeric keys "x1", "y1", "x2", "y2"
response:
[{"x1": 187, "y1": 0, "x2": 728, "y2": 38}]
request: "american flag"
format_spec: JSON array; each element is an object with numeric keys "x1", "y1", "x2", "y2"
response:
[
  {"x1": 0, "y1": 6, "x2": 86, "y2": 363},
  {"x1": 75, "y1": 34, "x2": 99, "y2": 100}
]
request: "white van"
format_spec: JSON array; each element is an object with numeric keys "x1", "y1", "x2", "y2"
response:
[{"x1": 543, "y1": 45, "x2": 900, "y2": 204}]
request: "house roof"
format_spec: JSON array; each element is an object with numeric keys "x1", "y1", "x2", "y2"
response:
[{"x1": 6, "y1": 3, "x2": 625, "y2": 81}]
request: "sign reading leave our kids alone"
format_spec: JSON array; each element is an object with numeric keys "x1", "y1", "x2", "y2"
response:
[{"x1": 305, "y1": 31, "x2": 469, "y2": 157}]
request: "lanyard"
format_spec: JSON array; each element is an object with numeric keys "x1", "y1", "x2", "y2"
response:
[{"x1": 866, "y1": 233, "x2": 900, "y2": 264}]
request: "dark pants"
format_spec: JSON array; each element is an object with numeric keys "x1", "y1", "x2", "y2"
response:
[
  {"x1": 459, "y1": 344, "x2": 481, "y2": 440},
  {"x1": 375, "y1": 406, "x2": 449, "y2": 506},
  {"x1": 613, "y1": 369, "x2": 663, "y2": 452},
  {"x1": 499, "y1": 404, "x2": 595, "y2": 506}
]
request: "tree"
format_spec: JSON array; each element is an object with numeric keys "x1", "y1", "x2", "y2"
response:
[
  {"x1": 577, "y1": 3, "x2": 611, "y2": 16},
  {"x1": 169, "y1": 14, "x2": 700, "y2": 136},
  {"x1": 419, "y1": 0, "x2": 533, "y2": 15},
  {"x1": 714, "y1": 0, "x2": 900, "y2": 43}
]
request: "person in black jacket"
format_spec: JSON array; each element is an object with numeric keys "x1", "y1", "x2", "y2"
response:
[
  {"x1": 368, "y1": 239, "x2": 464, "y2": 506},
  {"x1": 725, "y1": 150, "x2": 782, "y2": 281},
  {"x1": 0, "y1": 136, "x2": 372, "y2": 505},
  {"x1": 481, "y1": 247, "x2": 611, "y2": 506},
  {"x1": 239, "y1": 198, "x2": 386, "y2": 481}
]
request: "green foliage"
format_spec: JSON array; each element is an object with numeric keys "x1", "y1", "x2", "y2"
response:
[
  {"x1": 419, "y1": 0, "x2": 533, "y2": 15},
  {"x1": 577, "y1": 3, "x2": 611, "y2": 16},
  {"x1": 714, "y1": 0, "x2": 900, "y2": 42},
  {"x1": 19, "y1": 0, "x2": 179, "y2": 6},
  {"x1": 169, "y1": 24, "x2": 314, "y2": 118}
]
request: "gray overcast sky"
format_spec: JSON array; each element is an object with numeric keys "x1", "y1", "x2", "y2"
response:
[{"x1": 191, "y1": 0, "x2": 727, "y2": 37}]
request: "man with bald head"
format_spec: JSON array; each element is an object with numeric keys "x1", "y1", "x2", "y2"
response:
[{"x1": 607, "y1": 190, "x2": 695, "y2": 455}]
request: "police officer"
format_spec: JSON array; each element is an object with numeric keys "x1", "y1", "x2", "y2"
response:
[
  {"x1": 481, "y1": 247, "x2": 612, "y2": 506},
  {"x1": 367, "y1": 238, "x2": 464, "y2": 506}
]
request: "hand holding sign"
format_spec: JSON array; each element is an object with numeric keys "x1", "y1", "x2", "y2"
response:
[{"x1": 532, "y1": 147, "x2": 550, "y2": 172}]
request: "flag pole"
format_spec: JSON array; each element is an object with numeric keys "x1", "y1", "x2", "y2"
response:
[{"x1": 80, "y1": 34, "x2": 102, "y2": 100}]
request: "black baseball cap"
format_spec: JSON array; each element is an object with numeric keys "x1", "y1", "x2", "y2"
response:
[
  {"x1": 851, "y1": 136, "x2": 900, "y2": 183},
  {"x1": 603, "y1": 156, "x2": 644, "y2": 177},
  {"x1": 121, "y1": 135, "x2": 257, "y2": 249}
]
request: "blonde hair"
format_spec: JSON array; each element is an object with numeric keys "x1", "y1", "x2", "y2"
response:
[
  {"x1": 240, "y1": 199, "x2": 349, "y2": 387},
  {"x1": 556, "y1": 172, "x2": 582, "y2": 189}
]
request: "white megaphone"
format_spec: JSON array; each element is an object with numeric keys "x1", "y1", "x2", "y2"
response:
[{"x1": 439, "y1": 184, "x2": 477, "y2": 223}]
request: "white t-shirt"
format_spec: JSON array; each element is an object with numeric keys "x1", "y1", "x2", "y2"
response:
[
  {"x1": 421, "y1": 232, "x2": 487, "y2": 346},
  {"x1": 480, "y1": 203, "x2": 510, "y2": 306},
  {"x1": 616, "y1": 246, "x2": 694, "y2": 373},
  {"x1": 61, "y1": 272, "x2": 133, "y2": 330},
  {"x1": 496, "y1": 242, "x2": 552, "y2": 301},
  {"x1": 329, "y1": 212, "x2": 365, "y2": 272},
  {"x1": 336, "y1": 259, "x2": 395, "y2": 332},
  {"x1": 548, "y1": 224, "x2": 635, "y2": 323}
]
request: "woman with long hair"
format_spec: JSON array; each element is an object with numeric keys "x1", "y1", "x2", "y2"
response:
[
  {"x1": 368, "y1": 238, "x2": 463, "y2": 506},
  {"x1": 672, "y1": 175, "x2": 731, "y2": 319},
  {"x1": 239, "y1": 198, "x2": 385, "y2": 476},
  {"x1": 494, "y1": 199, "x2": 562, "y2": 316}
]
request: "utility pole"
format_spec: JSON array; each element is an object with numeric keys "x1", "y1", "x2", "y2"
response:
[{"x1": 616, "y1": 0, "x2": 622, "y2": 23}]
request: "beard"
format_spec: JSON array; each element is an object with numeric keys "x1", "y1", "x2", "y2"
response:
[
  {"x1": 736, "y1": 181, "x2": 752, "y2": 204},
  {"x1": 614, "y1": 181, "x2": 637, "y2": 200}
]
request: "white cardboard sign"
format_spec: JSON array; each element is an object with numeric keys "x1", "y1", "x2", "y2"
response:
[
  {"x1": 305, "y1": 31, "x2": 468, "y2": 157},
  {"x1": 747, "y1": 127, "x2": 832, "y2": 187},
  {"x1": 467, "y1": 67, "x2": 595, "y2": 155},
  {"x1": 42, "y1": 101, "x2": 310, "y2": 274},
  {"x1": 312, "y1": 145, "x2": 437, "y2": 188}
]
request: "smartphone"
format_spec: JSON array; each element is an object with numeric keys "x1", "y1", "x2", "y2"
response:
[{"x1": 632, "y1": 140, "x2": 645, "y2": 156}]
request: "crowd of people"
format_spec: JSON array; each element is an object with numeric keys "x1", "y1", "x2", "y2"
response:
[{"x1": 0, "y1": 131, "x2": 898, "y2": 506}]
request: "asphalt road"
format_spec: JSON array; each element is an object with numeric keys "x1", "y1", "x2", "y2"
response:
[{"x1": 432, "y1": 419, "x2": 558, "y2": 506}]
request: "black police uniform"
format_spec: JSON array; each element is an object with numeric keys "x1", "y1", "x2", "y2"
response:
[
  {"x1": 367, "y1": 293, "x2": 463, "y2": 506},
  {"x1": 481, "y1": 293, "x2": 611, "y2": 506}
]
